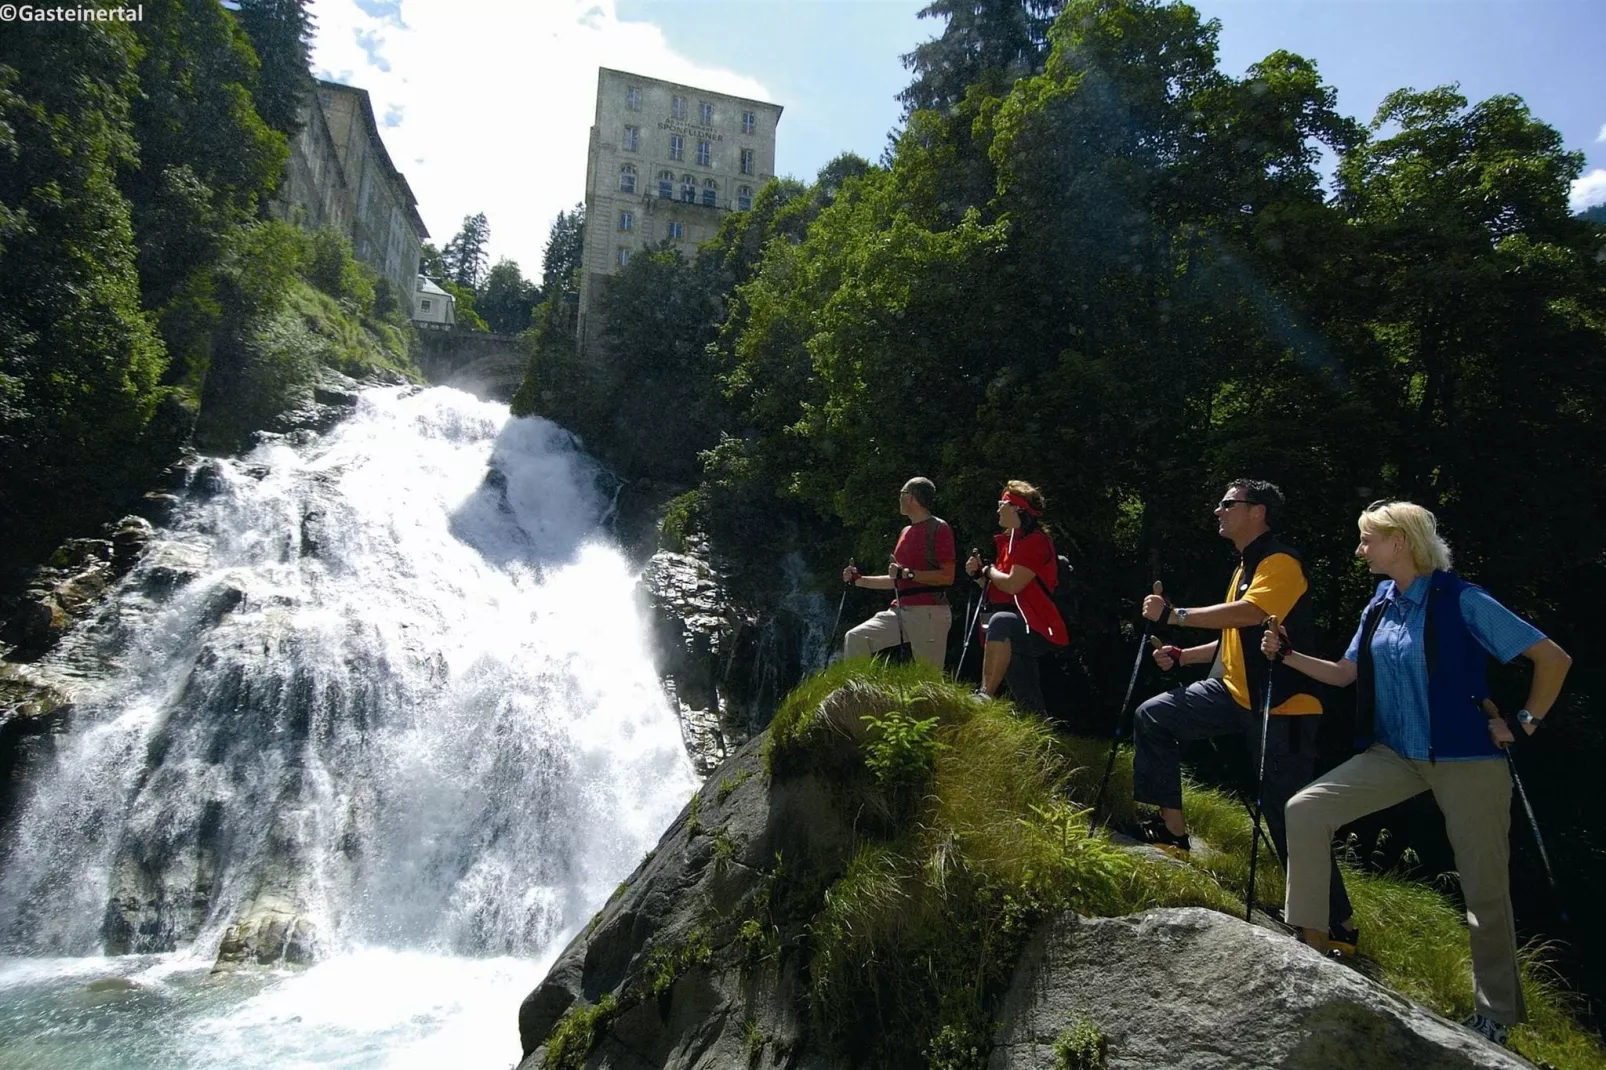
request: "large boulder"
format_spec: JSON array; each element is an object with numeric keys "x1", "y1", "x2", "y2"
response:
[
  {"x1": 514, "y1": 723, "x2": 1533, "y2": 1070},
  {"x1": 517, "y1": 735, "x2": 850, "y2": 1069},
  {"x1": 989, "y1": 907, "x2": 1528, "y2": 1070}
]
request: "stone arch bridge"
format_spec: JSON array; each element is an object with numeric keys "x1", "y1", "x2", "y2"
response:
[{"x1": 416, "y1": 329, "x2": 529, "y2": 401}]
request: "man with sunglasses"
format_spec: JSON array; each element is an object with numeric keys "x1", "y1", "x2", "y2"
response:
[{"x1": 1128, "y1": 478, "x2": 1356, "y2": 952}]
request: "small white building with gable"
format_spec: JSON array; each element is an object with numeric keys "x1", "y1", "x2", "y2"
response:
[{"x1": 413, "y1": 276, "x2": 456, "y2": 329}]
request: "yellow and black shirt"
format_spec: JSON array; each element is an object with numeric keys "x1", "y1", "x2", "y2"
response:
[{"x1": 1219, "y1": 531, "x2": 1321, "y2": 715}]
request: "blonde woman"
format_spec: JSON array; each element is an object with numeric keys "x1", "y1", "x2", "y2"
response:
[{"x1": 1265, "y1": 500, "x2": 1572, "y2": 1048}]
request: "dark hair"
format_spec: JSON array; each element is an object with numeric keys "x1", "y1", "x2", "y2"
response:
[
  {"x1": 901, "y1": 476, "x2": 936, "y2": 510},
  {"x1": 1228, "y1": 478, "x2": 1284, "y2": 527},
  {"x1": 1002, "y1": 479, "x2": 1051, "y2": 538}
]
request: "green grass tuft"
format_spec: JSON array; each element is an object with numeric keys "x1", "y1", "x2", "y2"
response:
[
  {"x1": 542, "y1": 993, "x2": 619, "y2": 1070},
  {"x1": 1054, "y1": 1018, "x2": 1109, "y2": 1070},
  {"x1": 715, "y1": 769, "x2": 753, "y2": 803}
]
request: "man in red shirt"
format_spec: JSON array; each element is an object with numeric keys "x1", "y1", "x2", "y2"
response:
[{"x1": 843, "y1": 477, "x2": 956, "y2": 668}]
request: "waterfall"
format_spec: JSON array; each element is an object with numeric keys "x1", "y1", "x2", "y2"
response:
[{"x1": 0, "y1": 387, "x2": 697, "y2": 1067}]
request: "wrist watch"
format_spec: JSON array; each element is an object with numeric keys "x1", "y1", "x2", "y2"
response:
[
  {"x1": 1517, "y1": 709, "x2": 1537, "y2": 729},
  {"x1": 1175, "y1": 607, "x2": 1190, "y2": 625}
]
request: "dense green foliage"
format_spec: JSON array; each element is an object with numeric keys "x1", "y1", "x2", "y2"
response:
[
  {"x1": 759, "y1": 662, "x2": 1606, "y2": 1068},
  {"x1": 0, "y1": 20, "x2": 167, "y2": 558},
  {"x1": 479, "y1": 258, "x2": 541, "y2": 334}
]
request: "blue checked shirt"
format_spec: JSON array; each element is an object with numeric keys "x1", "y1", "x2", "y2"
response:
[{"x1": 1342, "y1": 576, "x2": 1545, "y2": 762}]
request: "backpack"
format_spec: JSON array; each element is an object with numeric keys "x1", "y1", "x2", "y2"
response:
[{"x1": 1035, "y1": 551, "x2": 1080, "y2": 626}]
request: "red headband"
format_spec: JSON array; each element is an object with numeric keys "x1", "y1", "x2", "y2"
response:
[{"x1": 1000, "y1": 491, "x2": 1041, "y2": 516}]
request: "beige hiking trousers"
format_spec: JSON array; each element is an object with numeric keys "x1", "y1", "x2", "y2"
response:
[
  {"x1": 1284, "y1": 744, "x2": 1525, "y2": 1025},
  {"x1": 844, "y1": 605, "x2": 952, "y2": 669}
]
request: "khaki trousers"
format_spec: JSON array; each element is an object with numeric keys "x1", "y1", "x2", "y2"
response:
[
  {"x1": 1284, "y1": 744, "x2": 1525, "y2": 1024},
  {"x1": 844, "y1": 605, "x2": 951, "y2": 669}
]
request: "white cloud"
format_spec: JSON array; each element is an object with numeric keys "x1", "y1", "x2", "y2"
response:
[
  {"x1": 1571, "y1": 168, "x2": 1606, "y2": 213},
  {"x1": 1597, "y1": 122, "x2": 1606, "y2": 144},
  {"x1": 309, "y1": 0, "x2": 774, "y2": 274}
]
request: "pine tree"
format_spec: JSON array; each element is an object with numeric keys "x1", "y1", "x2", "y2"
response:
[
  {"x1": 442, "y1": 212, "x2": 491, "y2": 290},
  {"x1": 541, "y1": 204, "x2": 585, "y2": 300},
  {"x1": 898, "y1": 0, "x2": 1064, "y2": 115},
  {"x1": 234, "y1": 0, "x2": 316, "y2": 138}
]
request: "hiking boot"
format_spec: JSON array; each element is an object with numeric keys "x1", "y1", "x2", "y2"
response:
[
  {"x1": 1131, "y1": 815, "x2": 1190, "y2": 855},
  {"x1": 1327, "y1": 921, "x2": 1359, "y2": 958},
  {"x1": 1464, "y1": 1013, "x2": 1508, "y2": 1047},
  {"x1": 1296, "y1": 922, "x2": 1359, "y2": 959}
]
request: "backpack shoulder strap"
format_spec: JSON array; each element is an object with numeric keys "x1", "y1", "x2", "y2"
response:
[{"x1": 923, "y1": 516, "x2": 941, "y2": 571}]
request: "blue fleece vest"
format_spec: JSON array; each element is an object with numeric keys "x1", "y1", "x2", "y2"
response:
[{"x1": 1355, "y1": 570, "x2": 1497, "y2": 761}]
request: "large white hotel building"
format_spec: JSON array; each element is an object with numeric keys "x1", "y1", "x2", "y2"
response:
[{"x1": 577, "y1": 68, "x2": 783, "y2": 352}]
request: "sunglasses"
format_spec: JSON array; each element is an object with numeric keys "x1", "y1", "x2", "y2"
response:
[{"x1": 1216, "y1": 498, "x2": 1255, "y2": 511}]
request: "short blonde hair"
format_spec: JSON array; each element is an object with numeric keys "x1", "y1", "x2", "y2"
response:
[{"x1": 1358, "y1": 500, "x2": 1452, "y2": 574}]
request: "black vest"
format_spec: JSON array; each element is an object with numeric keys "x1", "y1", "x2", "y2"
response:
[{"x1": 1233, "y1": 531, "x2": 1317, "y2": 712}]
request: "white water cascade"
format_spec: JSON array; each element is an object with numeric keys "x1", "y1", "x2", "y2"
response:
[{"x1": 0, "y1": 387, "x2": 698, "y2": 1068}]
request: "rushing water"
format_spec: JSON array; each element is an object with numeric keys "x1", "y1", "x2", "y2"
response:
[{"x1": 0, "y1": 387, "x2": 699, "y2": 1068}]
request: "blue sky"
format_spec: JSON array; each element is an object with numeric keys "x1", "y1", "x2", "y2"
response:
[{"x1": 310, "y1": 0, "x2": 1606, "y2": 271}]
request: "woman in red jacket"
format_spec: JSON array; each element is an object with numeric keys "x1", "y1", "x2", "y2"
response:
[{"x1": 964, "y1": 480, "x2": 1068, "y2": 712}]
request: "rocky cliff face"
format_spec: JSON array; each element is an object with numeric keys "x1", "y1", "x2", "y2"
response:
[
  {"x1": 515, "y1": 723, "x2": 1529, "y2": 1070},
  {"x1": 636, "y1": 535, "x2": 830, "y2": 776}
]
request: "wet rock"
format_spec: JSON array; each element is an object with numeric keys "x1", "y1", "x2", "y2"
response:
[
  {"x1": 141, "y1": 542, "x2": 210, "y2": 595},
  {"x1": 110, "y1": 516, "x2": 156, "y2": 574},
  {"x1": 136, "y1": 491, "x2": 183, "y2": 525},
  {"x1": 299, "y1": 509, "x2": 325, "y2": 558},
  {"x1": 190, "y1": 459, "x2": 232, "y2": 501},
  {"x1": 638, "y1": 541, "x2": 759, "y2": 775},
  {"x1": 215, "y1": 906, "x2": 318, "y2": 968}
]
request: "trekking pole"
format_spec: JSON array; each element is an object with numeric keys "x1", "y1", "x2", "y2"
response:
[
  {"x1": 1245, "y1": 615, "x2": 1279, "y2": 922},
  {"x1": 1093, "y1": 580, "x2": 1164, "y2": 819},
  {"x1": 955, "y1": 549, "x2": 985, "y2": 675},
  {"x1": 821, "y1": 559, "x2": 855, "y2": 670},
  {"x1": 1482, "y1": 699, "x2": 1567, "y2": 922},
  {"x1": 890, "y1": 559, "x2": 912, "y2": 662}
]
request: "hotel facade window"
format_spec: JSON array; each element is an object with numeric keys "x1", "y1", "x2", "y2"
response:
[
  {"x1": 667, "y1": 221, "x2": 684, "y2": 240},
  {"x1": 672, "y1": 94, "x2": 687, "y2": 120},
  {"x1": 740, "y1": 148, "x2": 755, "y2": 175},
  {"x1": 702, "y1": 178, "x2": 717, "y2": 207},
  {"x1": 619, "y1": 210, "x2": 633, "y2": 231},
  {"x1": 697, "y1": 140, "x2": 711, "y2": 167},
  {"x1": 680, "y1": 174, "x2": 696, "y2": 203},
  {"x1": 742, "y1": 110, "x2": 755, "y2": 135},
  {"x1": 617, "y1": 247, "x2": 630, "y2": 266},
  {"x1": 669, "y1": 135, "x2": 683, "y2": 160},
  {"x1": 623, "y1": 125, "x2": 639, "y2": 152},
  {"x1": 738, "y1": 185, "x2": 753, "y2": 211},
  {"x1": 619, "y1": 164, "x2": 636, "y2": 193},
  {"x1": 658, "y1": 170, "x2": 674, "y2": 199},
  {"x1": 699, "y1": 101, "x2": 713, "y2": 124},
  {"x1": 626, "y1": 87, "x2": 641, "y2": 110}
]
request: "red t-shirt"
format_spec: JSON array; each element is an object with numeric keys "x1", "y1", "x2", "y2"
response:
[
  {"x1": 891, "y1": 518, "x2": 955, "y2": 607},
  {"x1": 984, "y1": 528, "x2": 1068, "y2": 645}
]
